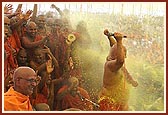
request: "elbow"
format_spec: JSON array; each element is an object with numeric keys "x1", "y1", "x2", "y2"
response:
[
  {"x1": 117, "y1": 59, "x2": 125, "y2": 65},
  {"x1": 113, "y1": 60, "x2": 124, "y2": 71}
]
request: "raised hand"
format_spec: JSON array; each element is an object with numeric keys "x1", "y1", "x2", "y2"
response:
[
  {"x1": 14, "y1": 7, "x2": 22, "y2": 17},
  {"x1": 104, "y1": 29, "x2": 110, "y2": 36},
  {"x1": 51, "y1": 4, "x2": 56, "y2": 9},
  {"x1": 113, "y1": 32, "x2": 123, "y2": 42},
  {"x1": 4, "y1": 4, "x2": 13, "y2": 14},
  {"x1": 24, "y1": 10, "x2": 33, "y2": 20},
  {"x1": 46, "y1": 59, "x2": 54, "y2": 74}
]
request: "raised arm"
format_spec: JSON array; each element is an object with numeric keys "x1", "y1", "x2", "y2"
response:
[
  {"x1": 42, "y1": 45, "x2": 60, "y2": 78},
  {"x1": 106, "y1": 32, "x2": 125, "y2": 72},
  {"x1": 30, "y1": 4, "x2": 37, "y2": 22},
  {"x1": 21, "y1": 36, "x2": 47, "y2": 49},
  {"x1": 51, "y1": 4, "x2": 64, "y2": 17}
]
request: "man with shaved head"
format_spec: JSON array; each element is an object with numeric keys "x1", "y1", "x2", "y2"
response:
[
  {"x1": 98, "y1": 32, "x2": 131, "y2": 111},
  {"x1": 35, "y1": 15, "x2": 46, "y2": 36},
  {"x1": 56, "y1": 76, "x2": 93, "y2": 111},
  {"x1": 22, "y1": 21, "x2": 48, "y2": 48},
  {"x1": 4, "y1": 67, "x2": 38, "y2": 111},
  {"x1": 4, "y1": 16, "x2": 10, "y2": 28},
  {"x1": 21, "y1": 21, "x2": 49, "y2": 59}
]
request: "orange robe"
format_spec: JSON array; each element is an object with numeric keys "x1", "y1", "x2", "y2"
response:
[
  {"x1": 12, "y1": 30, "x2": 22, "y2": 49},
  {"x1": 8, "y1": 33, "x2": 21, "y2": 53},
  {"x1": 56, "y1": 86, "x2": 93, "y2": 111},
  {"x1": 30, "y1": 84, "x2": 48, "y2": 106},
  {"x1": 24, "y1": 35, "x2": 43, "y2": 59},
  {"x1": 4, "y1": 87, "x2": 33, "y2": 111},
  {"x1": 4, "y1": 40, "x2": 18, "y2": 80},
  {"x1": 29, "y1": 62, "x2": 48, "y2": 106}
]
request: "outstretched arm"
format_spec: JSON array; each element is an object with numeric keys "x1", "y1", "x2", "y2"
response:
[
  {"x1": 30, "y1": 4, "x2": 37, "y2": 22},
  {"x1": 104, "y1": 29, "x2": 116, "y2": 47},
  {"x1": 21, "y1": 36, "x2": 47, "y2": 49},
  {"x1": 51, "y1": 4, "x2": 64, "y2": 17},
  {"x1": 121, "y1": 66, "x2": 138, "y2": 87},
  {"x1": 106, "y1": 32, "x2": 125, "y2": 72},
  {"x1": 5, "y1": 4, "x2": 21, "y2": 18},
  {"x1": 43, "y1": 45, "x2": 60, "y2": 78}
]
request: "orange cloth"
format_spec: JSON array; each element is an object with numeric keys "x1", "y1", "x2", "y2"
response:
[
  {"x1": 30, "y1": 84, "x2": 48, "y2": 106},
  {"x1": 4, "y1": 87, "x2": 33, "y2": 111},
  {"x1": 56, "y1": 86, "x2": 93, "y2": 111},
  {"x1": 4, "y1": 39, "x2": 18, "y2": 69},
  {"x1": 12, "y1": 30, "x2": 22, "y2": 49},
  {"x1": 8, "y1": 34, "x2": 20, "y2": 53},
  {"x1": 98, "y1": 70, "x2": 130, "y2": 111},
  {"x1": 4, "y1": 40, "x2": 18, "y2": 80}
]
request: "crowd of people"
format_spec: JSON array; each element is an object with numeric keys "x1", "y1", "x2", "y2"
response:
[
  {"x1": 3, "y1": 3, "x2": 164, "y2": 111},
  {"x1": 3, "y1": 4, "x2": 93, "y2": 111}
]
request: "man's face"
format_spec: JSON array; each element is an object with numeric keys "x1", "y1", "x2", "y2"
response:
[
  {"x1": 70, "y1": 84, "x2": 78, "y2": 96},
  {"x1": 46, "y1": 18, "x2": 55, "y2": 28},
  {"x1": 27, "y1": 24, "x2": 37, "y2": 38},
  {"x1": 34, "y1": 49, "x2": 45, "y2": 64},
  {"x1": 4, "y1": 17, "x2": 12, "y2": 37},
  {"x1": 4, "y1": 17, "x2": 10, "y2": 27},
  {"x1": 17, "y1": 75, "x2": 37, "y2": 96},
  {"x1": 4, "y1": 27, "x2": 9, "y2": 41},
  {"x1": 69, "y1": 78, "x2": 79, "y2": 96},
  {"x1": 17, "y1": 50, "x2": 27, "y2": 65},
  {"x1": 37, "y1": 16, "x2": 46, "y2": 28}
]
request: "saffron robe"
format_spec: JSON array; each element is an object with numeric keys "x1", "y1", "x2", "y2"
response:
[{"x1": 4, "y1": 87, "x2": 33, "y2": 111}]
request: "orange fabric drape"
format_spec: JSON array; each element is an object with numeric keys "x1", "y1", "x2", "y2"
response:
[{"x1": 4, "y1": 87, "x2": 33, "y2": 111}]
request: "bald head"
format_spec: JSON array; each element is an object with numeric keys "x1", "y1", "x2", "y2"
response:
[
  {"x1": 26, "y1": 21, "x2": 37, "y2": 37},
  {"x1": 36, "y1": 15, "x2": 46, "y2": 28},
  {"x1": 13, "y1": 67, "x2": 36, "y2": 81},
  {"x1": 68, "y1": 77, "x2": 79, "y2": 86},
  {"x1": 34, "y1": 103, "x2": 50, "y2": 111},
  {"x1": 64, "y1": 108, "x2": 81, "y2": 111},
  {"x1": 4, "y1": 16, "x2": 12, "y2": 37},
  {"x1": 13, "y1": 67, "x2": 37, "y2": 96},
  {"x1": 26, "y1": 21, "x2": 37, "y2": 29},
  {"x1": 37, "y1": 15, "x2": 46, "y2": 20},
  {"x1": 4, "y1": 25, "x2": 9, "y2": 40}
]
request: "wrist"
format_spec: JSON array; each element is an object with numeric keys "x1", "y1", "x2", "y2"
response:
[{"x1": 117, "y1": 40, "x2": 122, "y2": 44}]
